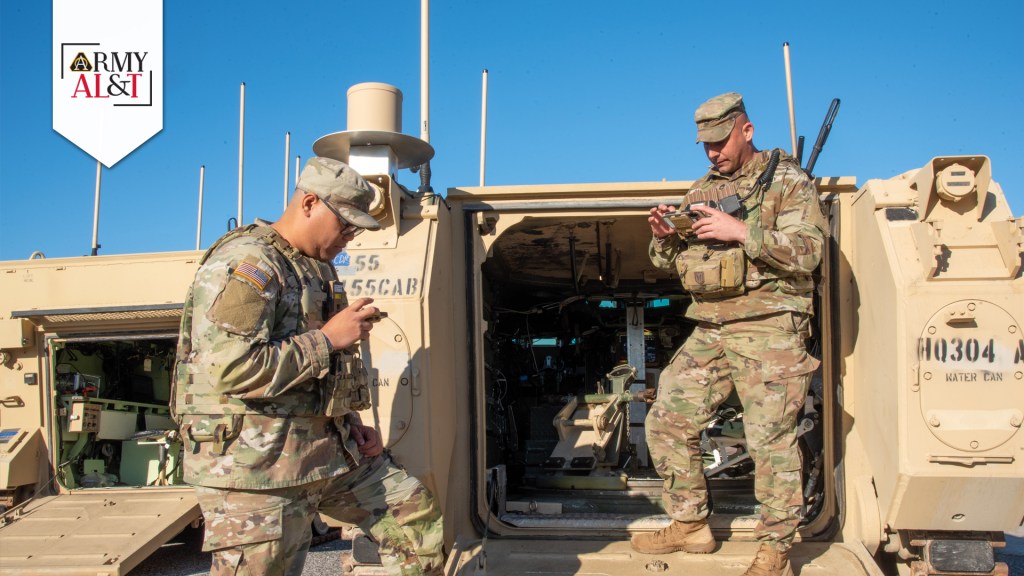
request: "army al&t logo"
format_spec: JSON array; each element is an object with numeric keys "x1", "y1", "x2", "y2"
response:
[
  {"x1": 64, "y1": 49, "x2": 151, "y2": 101},
  {"x1": 52, "y1": 0, "x2": 163, "y2": 167}
]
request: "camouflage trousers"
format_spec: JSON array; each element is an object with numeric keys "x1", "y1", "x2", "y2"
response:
[
  {"x1": 195, "y1": 453, "x2": 444, "y2": 576},
  {"x1": 645, "y1": 311, "x2": 818, "y2": 550}
]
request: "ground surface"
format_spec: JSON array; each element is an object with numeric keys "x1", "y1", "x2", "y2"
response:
[{"x1": 129, "y1": 530, "x2": 1022, "y2": 575}]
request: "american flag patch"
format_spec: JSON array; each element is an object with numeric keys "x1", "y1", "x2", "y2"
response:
[{"x1": 232, "y1": 262, "x2": 271, "y2": 290}]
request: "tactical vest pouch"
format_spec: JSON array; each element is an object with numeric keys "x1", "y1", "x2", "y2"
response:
[
  {"x1": 675, "y1": 243, "x2": 747, "y2": 298},
  {"x1": 170, "y1": 361, "x2": 186, "y2": 425},
  {"x1": 323, "y1": 354, "x2": 352, "y2": 418},
  {"x1": 349, "y1": 355, "x2": 371, "y2": 411},
  {"x1": 323, "y1": 352, "x2": 372, "y2": 417}
]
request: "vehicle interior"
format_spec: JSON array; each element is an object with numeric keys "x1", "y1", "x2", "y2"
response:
[
  {"x1": 49, "y1": 333, "x2": 185, "y2": 490},
  {"x1": 474, "y1": 210, "x2": 832, "y2": 536}
]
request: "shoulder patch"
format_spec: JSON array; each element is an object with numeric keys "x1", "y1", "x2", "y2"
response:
[
  {"x1": 207, "y1": 277, "x2": 269, "y2": 336},
  {"x1": 233, "y1": 261, "x2": 272, "y2": 291}
]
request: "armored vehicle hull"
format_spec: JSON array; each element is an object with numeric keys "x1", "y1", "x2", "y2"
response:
[{"x1": 1, "y1": 156, "x2": 1020, "y2": 576}]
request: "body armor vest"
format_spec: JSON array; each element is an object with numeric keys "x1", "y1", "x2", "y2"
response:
[
  {"x1": 172, "y1": 225, "x2": 370, "y2": 422},
  {"x1": 673, "y1": 150, "x2": 814, "y2": 299}
]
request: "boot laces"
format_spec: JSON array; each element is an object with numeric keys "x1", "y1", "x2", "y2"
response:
[
  {"x1": 743, "y1": 544, "x2": 784, "y2": 576},
  {"x1": 650, "y1": 521, "x2": 681, "y2": 544},
  {"x1": 650, "y1": 520, "x2": 697, "y2": 544}
]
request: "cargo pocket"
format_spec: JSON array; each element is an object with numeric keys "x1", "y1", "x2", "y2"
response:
[
  {"x1": 772, "y1": 311, "x2": 811, "y2": 339},
  {"x1": 760, "y1": 346, "x2": 818, "y2": 385},
  {"x1": 201, "y1": 503, "x2": 284, "y2": 551},
  {"x1": 753, "y1": 347, "x2": 817, "y2": 427},
  {"x1": 763, "y1": 452, "x2": 803, "y2": 510}
]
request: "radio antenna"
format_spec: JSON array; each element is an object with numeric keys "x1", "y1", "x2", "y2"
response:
[
  {"x1": 91, "y1": 160, "x2": 102, "y2": 256},
  {"x1": 283, "y1": 132, "x2": 290, "y2": 211},
  {"x1": 480, "y1": 69, "x2": 489, "y2": 186},
  {"x1": 237, "y1": 82, "x2": 245, "y2": 226},
  {"x1": 196, "y1": 165, "x2": 205, "y2": 250},
  {"x1": 420, "y1": 0, "x2": 430, "y2": 143},
  {"x1": 783, "y1": 42, "x2": 798, "y2": 157},
  {"x1": 804, "y1": 98, "x2": 841, "y2": 177}
]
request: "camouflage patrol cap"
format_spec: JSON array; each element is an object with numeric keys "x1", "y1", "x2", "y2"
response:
[
  {"x1": 694, "y1": 92, "x2": 746, "y2": 143},
  {"x1": 297, "y1": 157, "x2": 381, "y2": 231}
]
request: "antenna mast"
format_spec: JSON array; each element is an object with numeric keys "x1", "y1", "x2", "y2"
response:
[
  {"x1": 237, "y1": 82, "x2": 245, "y2": 226},
  {"x1": 480, "y1": 69, "x2": 488, "y2": 186},
  {"x1": 783, "y1": 42, "x2": 798, "y2": 156},
  {"x1": 420, "y1": 0, "x2": 430, "y2": 143},
  {"x1": 196, "y1": 165, "x2": 205, "y2": 250},
  {"x1": 284, "y1": 132, "x2": 291, "y2": 210},
  {"x1": 90, "y1": 160, "x2": 101, "y2": 256}
]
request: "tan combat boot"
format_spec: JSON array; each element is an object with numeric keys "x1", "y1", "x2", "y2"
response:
[
  {"x1": 630, "y1": 520, "x2": 716, "y2": 554},
  {"x1": 742, "y1": 543, "x2": 794, "y2": 576}
]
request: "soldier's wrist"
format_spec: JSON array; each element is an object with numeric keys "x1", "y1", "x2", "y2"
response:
[
  {"x1": 654, "y1": 233, "x2": 675, "y2": 246},
  {"x1": 653, "y1": 234, "x2": 676, "y2": 252}
]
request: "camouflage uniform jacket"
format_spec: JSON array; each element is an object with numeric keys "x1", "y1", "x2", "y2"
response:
[
  {"x1": 650, "y1": 149, "x2": 827, "y2": 323},
  {"x1": 173, "y1": 224, "x2": 361, "y2": 490}
]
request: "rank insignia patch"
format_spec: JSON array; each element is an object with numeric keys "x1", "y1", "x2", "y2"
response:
[{"x1": 232, "y1": 262, "x2": 271, "y2": 291}]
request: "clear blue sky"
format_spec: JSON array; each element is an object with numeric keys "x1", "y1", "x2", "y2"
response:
[{"x1": 2, "y1": 1, "x2": 1022, "y2": 260}]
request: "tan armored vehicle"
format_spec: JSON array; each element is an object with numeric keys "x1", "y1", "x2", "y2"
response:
[{"x1": 0, "y1": 83, "x2": 1021, "y2": 576}]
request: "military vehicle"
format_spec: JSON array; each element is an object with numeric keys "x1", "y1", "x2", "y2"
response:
[{"x1": 0, "y1": 82, "x2": 1021, "y2": 576}]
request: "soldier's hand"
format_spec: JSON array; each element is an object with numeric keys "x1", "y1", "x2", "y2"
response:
[
  {"x1": 649, "y1": 204, "x2": 678, "y2": 239},
  {"x1": 635, "y1": 388, "x2": 657, "y2": 404},
  {"x1": 350, "y1": 423, "x2": 383, "y2": 458},
  {"x1": 322, "y1": 297, "x2": 380, "y2": 350},
  {"x1": 690, "y1": 205, "x2": 748, "y2": 243}
]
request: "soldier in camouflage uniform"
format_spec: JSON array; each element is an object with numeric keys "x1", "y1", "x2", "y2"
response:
[
  {"x1": 631, "y1": 93, "x2": 827, "y2": 576},
  {"x1": 173, "y1": 157, "x2": 444, "y2": 576}
]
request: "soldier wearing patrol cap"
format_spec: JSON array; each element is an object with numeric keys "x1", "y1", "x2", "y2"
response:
[
  {"x1": 173, "y1": 156, "x2": 444, "y2": 576},
  {"x1": 633, "y1": 93, "x2": 828, "y2": 576}
]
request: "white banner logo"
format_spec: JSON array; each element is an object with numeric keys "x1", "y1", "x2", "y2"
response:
[{"x1": 53, "y1": 0, "x2": 163, "y2": 167}]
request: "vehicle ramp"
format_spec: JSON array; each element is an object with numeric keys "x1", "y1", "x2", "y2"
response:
[{"x1": 0, "y1": 488, "x2": 199, "y2": 576}]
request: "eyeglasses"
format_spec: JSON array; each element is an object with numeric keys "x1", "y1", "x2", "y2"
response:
[{"x1": 319, "y1": 198, "x2": 364, "y2": 237}]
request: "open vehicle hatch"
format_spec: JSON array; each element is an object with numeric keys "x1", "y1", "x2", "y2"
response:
[{"x1": 0, "y1": 488, "x2": 199, "y2": 576}]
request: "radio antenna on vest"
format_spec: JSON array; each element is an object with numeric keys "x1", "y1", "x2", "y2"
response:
[{"x1": 804, "y1": 98, "x2": 841, "y2": 178}]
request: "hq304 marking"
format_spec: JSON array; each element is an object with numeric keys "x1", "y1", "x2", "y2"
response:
[
  {"x1": 919, "y1": 336, "x2": 1024, "y2": 382},
  {"x1": 919, "y1": 336, "x2": 1024, "y2": 365}
]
